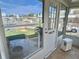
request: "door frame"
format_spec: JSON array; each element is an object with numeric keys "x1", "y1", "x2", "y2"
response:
[{"x1": 56, "y1": 1, "x2": 70, "y2": 48}]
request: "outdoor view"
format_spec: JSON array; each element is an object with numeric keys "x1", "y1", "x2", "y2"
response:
[
  {"x1": 65, "y1": 9, "x2": 79, "y2": 47},
  {"x1": 58, "y1": 4, "x2": 66, "y2": 36},
  {"x1": 48, "y1": 3, "x2": 57, "y2": 30},
  {"x1": 1, "y1": 0, "x2": 43, "y2": 59}
]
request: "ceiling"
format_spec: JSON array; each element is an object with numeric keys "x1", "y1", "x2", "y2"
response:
[
  {"x1": 71, "y1": 0, "x2": 79, "y2": 2},
  {"x1": 68, "y1": 0, "x2": 79, "y2": 8}
]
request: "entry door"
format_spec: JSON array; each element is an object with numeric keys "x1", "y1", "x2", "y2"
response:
[{"x1": 46, "y1": 1, "x2": 59, "y2": 51}]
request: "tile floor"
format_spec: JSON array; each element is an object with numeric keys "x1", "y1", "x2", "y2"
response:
[{"x1": 48, "y1": 47, "x2": 79, "y2": 59}]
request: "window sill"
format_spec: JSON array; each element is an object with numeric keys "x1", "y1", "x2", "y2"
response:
[{"x1": 24, "y1": 48, "x2": 43, "y2": 59}]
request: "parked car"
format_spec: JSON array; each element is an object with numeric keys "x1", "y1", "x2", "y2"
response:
[{"x1": 66, "y1": 26, "x2": 78, "y2": 33}]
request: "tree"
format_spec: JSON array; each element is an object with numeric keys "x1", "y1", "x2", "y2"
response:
[
  {"x1": 38, "y1": 0, "x2": 42, "y2": 2},
  {"x1": 28, "y1": 13, "x2": 34, "y2": 17}
]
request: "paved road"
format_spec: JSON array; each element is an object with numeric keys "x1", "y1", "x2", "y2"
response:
[
  {"x1": 4, "y1": 24, "x2": 36, "y2": 28},
  {"x1": 66, "y1": 32, "x2": 79, "y2": 37},
  {"x1": 10, "y1": 37, "x2": 38, "y2": 57}
]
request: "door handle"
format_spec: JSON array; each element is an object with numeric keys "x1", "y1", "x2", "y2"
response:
[
  {"x1": 48, "y1": 31, "x2": 54, "y2": 34},
  {"x1": 45, "y1": 32, "x2": 48, "y2": 33}
]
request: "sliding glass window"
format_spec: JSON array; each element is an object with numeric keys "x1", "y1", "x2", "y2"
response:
[{"x1": 1, "y1": 0, "x2": 43, "y2": 58}]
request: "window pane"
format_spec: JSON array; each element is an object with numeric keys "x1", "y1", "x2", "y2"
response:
[
  {"x1": 58, "y1": 4, "x2": 66, "y2": 36},
  {"x1": 48, "y1": 3, "x2": 57, "y2": 30},
  {"x1": 1, "y1": 0, "x2": 43, "y2": 58}
]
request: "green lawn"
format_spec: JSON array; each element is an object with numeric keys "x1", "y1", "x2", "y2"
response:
[{"x1": 5, "y1": 28, "x2": 38, "y2": 38}]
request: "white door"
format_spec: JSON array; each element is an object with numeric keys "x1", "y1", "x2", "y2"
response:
[{"x1": 44, "y1": 1, "x2": 59, "y2": 52}]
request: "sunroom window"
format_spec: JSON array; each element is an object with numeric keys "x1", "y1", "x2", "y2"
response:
[{"x1": 1, "y1": 0, "x2": 43, "y2": 58}]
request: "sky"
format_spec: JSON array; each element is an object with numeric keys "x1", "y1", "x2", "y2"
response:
[{"x1": 0, "y1": 0, "x2": 42, "y2": 15}]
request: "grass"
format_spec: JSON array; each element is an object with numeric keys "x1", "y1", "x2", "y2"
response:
[{"x1": 5, "y1": 28, "x2": 38, "y2": 38}]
